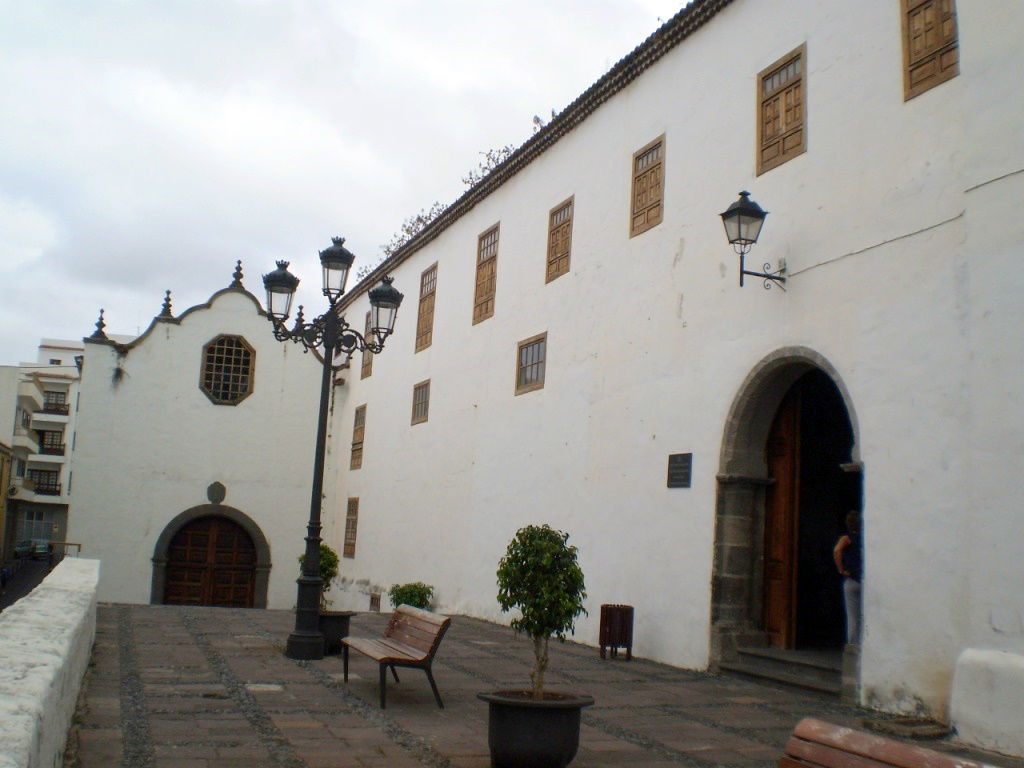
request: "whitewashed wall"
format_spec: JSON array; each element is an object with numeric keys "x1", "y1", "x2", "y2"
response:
[
  {"x1": 69, "y1": 288, "x2": 322, "y2": 608},
  {"x1": 323, "y1": 0, "x2": 1024, "y2": 726}
]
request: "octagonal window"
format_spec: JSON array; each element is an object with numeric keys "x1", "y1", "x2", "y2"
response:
[{"x1": 200, "y1": 335, "x2": 255, "y2": 405}]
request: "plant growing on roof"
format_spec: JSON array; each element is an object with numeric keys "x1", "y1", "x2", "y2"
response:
[{"x1": 496, "y1": 524, "x2": 587, "y2": 699}]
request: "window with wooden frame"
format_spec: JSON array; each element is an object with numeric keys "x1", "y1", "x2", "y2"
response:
[
  {"x1": 411, "y1": 379, "x2": 430, "y2": 425},
  {"x1": 546, "y1": 197, "x2": 574, "y2": 282},
  {"x1": 200, "y1": 335, "x2": 255, "y2": 405},
  {"x1": 473, "y1": 225, "x2": 499, "y2": 324},
  {"x1": 630, "y1": 137, "x2": 664, "y2": 237},
  {"x1": 415, "y1": 264, "x2": 438, "y2": 352},
  {"x1": 757, "y1": 45, "x2": 806, "y2": 175},
  {"x1": 515, "y1": 332, "x2": 547, "y2": 395},
  {"x1": 902, "y1": 0, "x2": 958, "y2": 100},
  {"x1": 350, "y1": 405, "x2": 366, "y2": 470},
  {"x1": 343, "y1": 497, "x2": 359, "y2": 558},
  {"x1": 360, "y1": 311, "x2": 373, "y2": 379}
]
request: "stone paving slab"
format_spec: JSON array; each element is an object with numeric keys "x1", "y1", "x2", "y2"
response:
[{"x1": 64, "y1": 604, "x2": 1023, "y2": 768}]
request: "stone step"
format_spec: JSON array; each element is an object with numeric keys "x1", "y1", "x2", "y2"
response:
[{"x1": 720, "y1": 647, "x2": 842, "y2": 695}]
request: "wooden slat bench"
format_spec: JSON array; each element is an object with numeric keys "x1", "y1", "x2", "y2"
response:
[
  {"x1": 781, "y1": 718, "x2": 995, "y2": 768},
  {"x1": 342, "y1": 604, "x2": 451, "y2": 709}
]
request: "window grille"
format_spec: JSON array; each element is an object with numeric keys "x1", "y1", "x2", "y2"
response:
[{"x1": 200, "y1": 335, "x2": 255, "y2": 405}]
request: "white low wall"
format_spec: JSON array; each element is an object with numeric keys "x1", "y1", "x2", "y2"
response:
[
  {"x1": 0, "y1": 559, "x2": 101, "y2": 768},
  {"x1": 950, "y1": 648, "x2": 1024, "y2": 759}
]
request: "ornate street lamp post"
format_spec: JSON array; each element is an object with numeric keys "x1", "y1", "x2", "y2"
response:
[
  {"x1": 720, "y1": 190, "x2": 785, "y2": 289},
  {"x1": 263, "y1": 237, "x2": 403, "y2": 660}
]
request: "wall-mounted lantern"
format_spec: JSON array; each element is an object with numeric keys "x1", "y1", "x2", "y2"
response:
[{"x1": 720, "y1": 191, "x2": 786, "y2": 289}]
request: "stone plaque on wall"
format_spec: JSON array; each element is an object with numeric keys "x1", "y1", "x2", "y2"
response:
[{"x1": 667, "y1": 453, "x2": 693, "y2": 488}]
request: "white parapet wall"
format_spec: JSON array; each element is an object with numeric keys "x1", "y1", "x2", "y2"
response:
[
  {"x1": 0, "y1": 559, "x2": 101, "y2": 768},
  {"x1": 950, "y1": 648, "x2": 1024, "y2": 759}
]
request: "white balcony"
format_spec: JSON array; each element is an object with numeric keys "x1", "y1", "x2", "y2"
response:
[
  {"x1": 12, "y1": 430, "x2": 40, "y2": 453},
  {"x1": 17, "y1": 379, "x2": 44, "y2": 411},
  {"x1": 31, "y1": 409, "x2": 69, "y2": 428},
  {"x1": 27, "y1": 450, "x2": 67, "y2": 466},
  {"x1": 11, "y1": 477, "x2": 67, "y2": 504}
]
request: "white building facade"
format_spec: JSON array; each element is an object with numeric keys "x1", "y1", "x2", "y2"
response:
[
  {"x1": 68, "y1": 276, "x2": 322, "y2": 609},
  {"x1": 319, "y1": 0, "x2": 1024, "y2": 740}
]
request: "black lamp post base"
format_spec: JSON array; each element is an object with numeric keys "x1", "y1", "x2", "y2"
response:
[{"x1": 285, "y1": 631, "x2": 326, "y2": 660}]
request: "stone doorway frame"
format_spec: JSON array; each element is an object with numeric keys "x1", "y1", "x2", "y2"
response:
[
  {"x1": 710, "y1": 347, "x2": 861, "y2": 688},
  {"x1": 150, "y1": 504, "x2": 272, "y2": 608}
]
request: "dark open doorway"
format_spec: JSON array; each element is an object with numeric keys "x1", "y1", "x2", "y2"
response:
[{"x1": 763, "y1": 369, "x2": 858, "y2": 650}]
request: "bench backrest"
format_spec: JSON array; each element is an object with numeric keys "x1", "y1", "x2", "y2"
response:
[
  {"x1": 782, "y1": 719, "x2": 992, "y2": 768},
  {"x1": 384, "y1": 605, "x2": 451, "y2": 658}
]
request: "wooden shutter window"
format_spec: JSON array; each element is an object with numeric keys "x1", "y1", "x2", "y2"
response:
[
  {"x1": 350, "y1": 405, "x2": 366, "y2": 470},
  {"x1": 360, "y1": 311, "x2": 373, "y2": 379},
  {"x1": 473, "y1": 225, "x2": 499, "y2": 324},
  {"x1": 515, "y1": 332, "x2": 547, "y2": 395},
  {"x1": 903, "y1": 0, "x2": 958, "y2": 100},
  {"x1": 411, "y1": 379, "x2": 431, "y2": 425},
  {"x1": 630, "y1": 137, "x2": 664, "y2": 237},
  {"x1": 546, "y1": 198, "x2": 574, "y2": 283},
  {"x1": 415, "y1": 264, "x2": 438, "y2": 352},
  {"x1": 757, "y1": 46, "x2": 806, "y2": 175},
  {"x1": 343, "y1": 498, "x2": 359, "y2": 558}
]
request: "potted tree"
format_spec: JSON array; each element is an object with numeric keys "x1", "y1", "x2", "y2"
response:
[
  {"x1": 299, "y1": 543, "x2": 352, "y2": 654},
  {"x1": 477, "y1": 524, "x2": 593, "y2": 768}
]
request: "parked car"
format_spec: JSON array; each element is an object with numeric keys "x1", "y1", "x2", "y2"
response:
[{"x1": 15, "y1": 539, "x2": 50, "y2": 560}]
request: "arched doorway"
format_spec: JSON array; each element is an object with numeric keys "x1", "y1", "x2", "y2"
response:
[
  {"x1": 151, "y1": 504, "x2": 272, "y2": 608},
  {"x1": 164, "y1": 516, "x2": 256, "y2": 607},
  {"x1": 711, "y1": 348, "x2": 861, "y2": 664}
]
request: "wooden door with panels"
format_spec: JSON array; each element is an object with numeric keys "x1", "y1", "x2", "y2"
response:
[
  {"x1": 164, "y1": 516, "x2": 256, "y2": 607},
  {"x1": 763, "y1": 387, "x2": 800, "y2": 648}
]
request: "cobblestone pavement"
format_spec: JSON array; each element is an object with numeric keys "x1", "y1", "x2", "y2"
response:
[{"x1": 66, "y1": 604, "x2": 1021, "y2": 768}]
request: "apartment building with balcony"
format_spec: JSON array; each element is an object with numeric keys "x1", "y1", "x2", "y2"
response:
[{"x1": 2, "y1": 340, "x2": 84, "y2": 559}]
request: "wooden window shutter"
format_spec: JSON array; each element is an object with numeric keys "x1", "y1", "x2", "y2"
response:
[
  {"x1": 630, "y1": 137, "x2": 664, "y2": 237},
  {"x1": 757, "y1": 46, "x2": 806, "y2": 175},
  {"x1": 546, "y1": 198, "x2": 574, "y2": 282},
  {"x1": 903, "y1": 0, "x2": 958, "y2": 100},
  {"x1": 473, "y1": 225, "x2": 499, "y2": 324},
  {"x1": 350, "y1": 405, "x2": 366, "y2": 470},
  {"x1": 360, "y1": 311, "x2": 373, "y2": 379},
  {"x1": 415, "y1": 264, "x2": 437, "y2": 352},
  {"x1": 343, "y1": 498, "x2": 359, "y2": 558}
]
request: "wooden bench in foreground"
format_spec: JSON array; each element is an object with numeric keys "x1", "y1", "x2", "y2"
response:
[
  {"x1": 782, "y1": 718, "x2": 995, "y2": 768},
  {"x1": 342, "y1": 604, "x2": 451, "y2": 709}
]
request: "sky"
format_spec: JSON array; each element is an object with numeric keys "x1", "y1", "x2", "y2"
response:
[{"x1": 0, "y1": 0, "x2": 688, "y2": 366}]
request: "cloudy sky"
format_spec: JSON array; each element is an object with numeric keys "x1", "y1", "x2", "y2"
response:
[{"x1": 0, "y1": 0, "x2": 686, "y2": 365}]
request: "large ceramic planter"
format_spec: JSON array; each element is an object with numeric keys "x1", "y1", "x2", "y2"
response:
[
  {"x1": 477, "y1": 690, "x2": 595, "y2": 768},
  {"x1": 318, "y1": 610, "x2": 355, "y2": 655}
]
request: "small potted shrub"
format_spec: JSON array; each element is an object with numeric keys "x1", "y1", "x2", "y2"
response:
[
  {"x1": 299, "y1": 543, "x2": 352, "y2": 654},
  {"x1": 388, "y1": 581, "x2": 434, "y2": 610},
  {"x1": 477, "y1": 524, "x2": 593, "y2": 768}
]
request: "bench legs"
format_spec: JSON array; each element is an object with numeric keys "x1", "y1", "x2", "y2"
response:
[
  {"x1": 375, "y1": 663, "x2": 443, "y2": 710},
  {"x1": 425, "y1": 666, "x2": 444, "y2": 709}
]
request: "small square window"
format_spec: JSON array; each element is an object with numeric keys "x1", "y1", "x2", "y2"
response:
[
  {"x1": 515, "y1": 333, "x2": 547, "y2": 395},
  {"x1": 411, "y1": 379, "x2": 431, "y2": 425}
]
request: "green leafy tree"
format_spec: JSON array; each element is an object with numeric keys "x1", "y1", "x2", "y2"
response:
[
  {"x1": 496, "y1": 524, "x2": 587, "y2": 699},
  {"x1": 299, "y1": 543, "x2": 340, "y2": 610}
]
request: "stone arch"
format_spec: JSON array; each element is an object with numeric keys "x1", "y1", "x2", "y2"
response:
[
  {"x1": 710, "y1": 346, "x2": 861, "y2": 661},
  {"x1": 150, "y1": 504, "x2": 272, "y2": 608}
]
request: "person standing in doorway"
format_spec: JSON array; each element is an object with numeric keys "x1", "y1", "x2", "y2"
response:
[{"x1": 833, "y1": 511, "x2": 862, "y2": 644}]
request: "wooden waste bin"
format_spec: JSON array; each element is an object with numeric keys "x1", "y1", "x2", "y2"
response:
[{"x1": 599, "y1": 604, "x2": 634, "y2": 660}]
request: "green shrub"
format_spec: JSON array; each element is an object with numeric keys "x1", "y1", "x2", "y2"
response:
[
  {"x1": 299, "y1": 543, "x2": 340, "y2": 610},
  {"x1": 388, "y1": 581, "x2": 434, "y2": 610},
  {"x1": 497, "y1": 524, "x2": 587, "y2": 699}
]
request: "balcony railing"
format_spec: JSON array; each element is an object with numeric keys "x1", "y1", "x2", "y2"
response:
[
  {"x1": 41, "y1": 403, "x2": 70, "y2": 415},
  {"x1": 40, "y1": 444, "x2": 66, "y2": 456},
  {"x1": 33, "y1": 482, "x2": 62, "y2": 496}
]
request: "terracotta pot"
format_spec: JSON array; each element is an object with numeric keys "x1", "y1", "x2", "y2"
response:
[{"x1": 477, "y1": 690, "x2": 594, "y2": 768}]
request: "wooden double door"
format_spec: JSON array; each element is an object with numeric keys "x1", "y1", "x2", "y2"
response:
[
  {"x1": 164, "y1": 516, "x2": 256, "y2": 608},
  {"x1": 762, "y1": 371, "x2": 856, "y2": 649}
]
